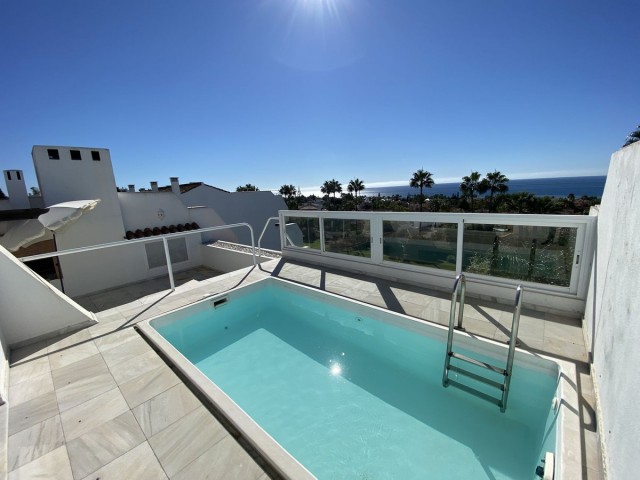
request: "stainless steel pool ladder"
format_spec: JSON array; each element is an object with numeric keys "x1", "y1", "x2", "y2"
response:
[{"x1": 442, "y1": 277, "x2": 524, "y2": 413}]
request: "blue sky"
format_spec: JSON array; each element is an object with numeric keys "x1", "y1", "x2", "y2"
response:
[{"x1": 1, "y1": 0, "x2": 638, "y2": 195}]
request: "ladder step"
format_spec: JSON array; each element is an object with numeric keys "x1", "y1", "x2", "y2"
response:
[
  {"x1": 450, "y1": 352, "x2": 506, "y2": 376},
  {"x1": 448, "y1": 365, "x2": 505, "y2": 391},
  {"x1": 447, "y1": 379, "x2": 503, "y2": 408}
]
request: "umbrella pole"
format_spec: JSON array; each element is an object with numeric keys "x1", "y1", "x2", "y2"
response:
[{"x1": 53, "y1": 233, "x2": 66, "y2": 294}]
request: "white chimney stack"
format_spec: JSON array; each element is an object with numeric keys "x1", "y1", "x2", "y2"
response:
[
  {"x1": 3, "y1": 170, "x2": 30, "y2": 209},
  {"x1": 128, "y1": 184, "x2": 135, "y2": 192},
  {"x1": 170, "y1": 177, "x2": 180, "y2": 196},
  {"x1": 150, "y1": 181, "x2": 158, "y2": 192}
]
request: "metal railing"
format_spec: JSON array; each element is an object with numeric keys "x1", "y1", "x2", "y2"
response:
[
  {"x1": 279, "y1": 210, "x2": 596, "y2": 300},
  {"x1": 442, "y1": 281, "x2": 524, "y2": 413},
  {"x1": 20, "y1": 223, "x2": 256, "y2": 293},
  {"x1": 258, "y1": 216, "x2": 279, "y2": 257}
]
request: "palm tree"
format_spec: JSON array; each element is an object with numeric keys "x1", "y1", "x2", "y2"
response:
[
  {"x1": 505, "y1": 192, "x2": 535, "y2": 213},
  {"x1": 409, "y1": 169, "x2": 434, "y2": 212},
  {"x1": 236, "y1": 184, "x2": 259, "y2": 192},
  {"x1": 321, "y1": 179, "x2": 342, "y2": 209},
  {"x1": 347, "y1": 178, "x2": 365, "y2": 210},
  {"x1": 459, "y1": 171, "x2": 487, "y2": 212},
  {"x1": 279, "y1": 184, "x2": 297, "y2": 209},
  {"x1": 279, "y1": 184, "x2": 297, "y2": 200},
  {"x1": 485, "y1": 170, "x2": 509, "y2": 212}
]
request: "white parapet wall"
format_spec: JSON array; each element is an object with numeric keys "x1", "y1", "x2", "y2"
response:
[
  {"x1": 201, "y1": 243, "x2": 277, "y2": 273},
  {"x1": 583, "y1": 141, "x2": 640, "y2": 479},
  {"x1": 0, "y1": 245, "x2": 96, "y2": 347}
]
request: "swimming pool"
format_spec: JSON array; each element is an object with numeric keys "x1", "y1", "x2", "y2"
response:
[{"x1": 140, "y1": 277, "x2": 569, "y2": 479}]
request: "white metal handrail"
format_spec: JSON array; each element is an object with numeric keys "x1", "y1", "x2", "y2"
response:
[
  {"x1": 258, "y1": 216, "x2": 279, "y2": 256},
  {"x1": 19, "y1": 223, "x2": 256, "y2": 292}
]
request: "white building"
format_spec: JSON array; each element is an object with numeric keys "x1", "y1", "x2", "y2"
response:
[{"x1": 1, "y1": 145, "x2": 286, "y2": 297}]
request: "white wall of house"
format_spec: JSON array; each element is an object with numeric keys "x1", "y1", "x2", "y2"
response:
[
  {"x1": 180, "y1": 186, "x2": 286, "y2": 250},
  {"x1": 187, "y1": 206, "x2": 237, "y2": 243},
  {"x1": 0, "y1": 245, "x2": 96, "y2": 347},
  {"x1": 31, "y1": 146, "x2": 132, "y2": 297},
  {"x1": 118, "y1": 191, "x2": 192, "y2": 231},
  {"x1": 583, "y1": 141, "x2": 640, "y2": 479},
  {"x1": 3, "y1": 170, "x2": 30, "y2": 209}
]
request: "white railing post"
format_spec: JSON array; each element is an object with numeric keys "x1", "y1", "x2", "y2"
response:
[
  {"x1": 162, "y1": 236, "x2": 176, "y2": 292},
  {"x1": 456, "y1": 218, "x2": 465, "y2": 273}
]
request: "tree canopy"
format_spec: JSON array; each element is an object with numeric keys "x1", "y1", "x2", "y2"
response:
[
  {"x1": 236, "y1": 184, "x2": 259, "y2": 192},
  {"x1": 409, "y1": 169, "x2": 434, "y2": 211},
  {"x1": 459, "y1": 171, "x2": 488, "y2": 212},
  {"x1": 623, "y1": 124, "x2": 640, "y2": 148}
]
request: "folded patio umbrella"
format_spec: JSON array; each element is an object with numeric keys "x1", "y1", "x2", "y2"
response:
[{"x1": 0, "y1": 199, "x2": 101, "y2": 252}]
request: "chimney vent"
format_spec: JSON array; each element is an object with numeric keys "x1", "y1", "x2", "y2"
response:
[
  {"x1": 150, "y1": 181, "x2": 158, "y2": 192},
  {"x1": 170, "y1": 177, "x2": 180, "y2": 196},
  {"x1": 128, "y1": 184, "x2": 135, "y2": 192}
]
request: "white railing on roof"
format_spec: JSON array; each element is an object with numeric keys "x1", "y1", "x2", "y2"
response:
[
  {"x1": 278, "y1": 210, "x2": 597, "y2": 313},
  {"x1": 19, "y1": 223, "x2": 256, "y2": 292}
]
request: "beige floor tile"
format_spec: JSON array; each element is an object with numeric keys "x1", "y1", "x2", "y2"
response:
[
  {"x1": 544, "y1": 321, "x2": 585, "y2": 345},
  {"x1": 8, "y1": 445, "x2": 72, "y2": 480},
  {"x1": 9, "y1": 391, "x2": 59, "y2": 436},
  {"x1": 50, "y1": 353, "x2": 109, "y2": 390},
  {"x1": 55, "y1": 370, "x2": 117, "y2": 413},
  {"x1": 80, "y1": 441, "x2": 167, "y2": 480},
  {"x1": 47, "y1": 329, "x2": 92, "y2": 353},
  {"x1": 100, "y1": 335, "x2": 151, "y2": 367},
  {"x1": 8, "y1": 415, "x2": 65, "y2": 472},
  {"x1": 60, "y1": 388, "x2": 129, "y2": 441},
  {"x1": 149, "y1": 406, "x2": 228, "y2": 477},
  {"x1": 107, "y1": 349, "x2": 166, "y2": 385},
  {"x1": 9, "y1": 372, "x2": 54, "y2": 406},
  {"x1": 92, "y1": 326, "x2": 138, "y2": 351},
  {"x1": 48, "y1": 341, "x2": 100, "y2": 371},
  {"x1": 119, "y1": 364, "x2": 181, "y2": 409},
  {"x1": 66, "y1": 411, "x2": 145, "y2": 479},
  {"x1": 9, "y1": 357, "x2": 50, "y2": 386},
  {"x1": 172, "y1": 435, "x2": 264, "y2": 480},
  {"x1": 132, "y1": 383, "x2": 201, "y2": 438},
  {"x1": 10, "y1": 341, "x2": 49, "y2": 366}
]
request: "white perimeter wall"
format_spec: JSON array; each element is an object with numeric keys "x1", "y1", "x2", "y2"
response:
[
  {"x1": 584, "y1": 141, "x2": 640, "y2": 479},
  {"x1": 181, "y1": 187, "x2": 285, "y2": 250},
  {"x1": 0, "y1": 245, "x2": 95, "y2": 347}
]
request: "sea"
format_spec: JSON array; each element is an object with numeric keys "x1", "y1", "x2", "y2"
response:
[{"x1": 360, "y1": 175, "x2": 606, "y2": 199}]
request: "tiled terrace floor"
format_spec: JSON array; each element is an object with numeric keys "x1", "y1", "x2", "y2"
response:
[{"x1": 6, "y1": 259, "x2": 604, "y2": 479}]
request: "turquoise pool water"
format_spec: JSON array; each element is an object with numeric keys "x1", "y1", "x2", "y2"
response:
[{"x1": 152, "y1": 280, "x2": 559, "y2": 479}]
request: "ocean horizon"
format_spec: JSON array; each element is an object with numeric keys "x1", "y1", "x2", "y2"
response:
[{"x1": 355, "y1": 175, "x2": 607, "y2": 199}]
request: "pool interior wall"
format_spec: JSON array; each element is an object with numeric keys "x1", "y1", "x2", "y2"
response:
[{"x1": 150, "y1": 278, "x2": 561, "y2": 480}]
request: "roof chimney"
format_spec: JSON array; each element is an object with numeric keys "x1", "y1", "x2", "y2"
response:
[
  {"x1": 128, "y1": 184, "x2": 135, "y2": 193},
  {"x1": 3, "y1": 170, "x2": 30, "y2": 209},
  {"x1": 170, "y1": 177, "x2": 180, "y2": 196},
  {"x1": 150, "y1": 181, "x2": 158, "y2": 192}
]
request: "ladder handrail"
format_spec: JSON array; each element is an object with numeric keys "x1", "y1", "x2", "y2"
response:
[
  {"x1": 442, "y1": 278, "x2": 524, "y2": 413},
  {"x1": 500, "y1": 285, "x2": 523, "y2": 411},
  {"x1": 442, "y1": 273, "x2": 466, "y2": 387}
]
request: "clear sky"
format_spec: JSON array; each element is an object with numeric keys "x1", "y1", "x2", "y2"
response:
[{"x1": 1, "y1": 0, "x2": 638, "y2": 195}]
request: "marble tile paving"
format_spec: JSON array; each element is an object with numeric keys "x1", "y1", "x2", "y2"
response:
[{"x1": 6, "y1": 260, "x2": 603, "y2": 479}]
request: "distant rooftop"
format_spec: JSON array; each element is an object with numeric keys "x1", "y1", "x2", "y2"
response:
[{"x1": 158, "y1": 182, "x2": 230, "y2": 194}]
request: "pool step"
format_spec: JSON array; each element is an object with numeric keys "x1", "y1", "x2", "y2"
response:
[{"x1": 442, "y1": 275, "x2": 523, "y2": 413}]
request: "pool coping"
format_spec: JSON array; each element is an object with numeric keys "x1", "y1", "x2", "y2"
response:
[{"x1": 137, "y1": 276, "x2": 583, "y2": 480}]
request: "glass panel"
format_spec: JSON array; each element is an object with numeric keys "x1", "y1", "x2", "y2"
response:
[
  {"x1": 462, "y1": 224, "x2": 577, "y2": 286},
  {"x1": 323, "y1": 218, "x2": 371, "y2": 258},
  {"x1": 383, "y1": 221, "x2": 457, "y2": 271},
  {"x1": 284, "y1": 216, "x2": 321, "y2": 249}
]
